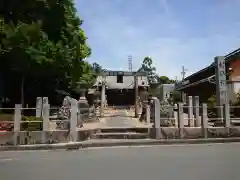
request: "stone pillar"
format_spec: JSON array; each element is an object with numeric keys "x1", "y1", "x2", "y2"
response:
[
  {"x1": 100, "y1": 79, "x2": 105, "y2": 117},
  {"x1": 174, "y1": 104, "x2": 178, "y2": 127},
  {"x1": 152, "y1": 97, "x2": 161, "y2": 139},
  {"x1": 223, "y1": 103, "x2": 230, "y2": 134},
  {"x1": 146, "y1": 104, "x2": 150, "y2": 134},
  {"x1": 146, "y1": 104, "x2": 150, "y2": 124},
  {"x1": 201, "y1": 103, "x2": 208, "y2": 138},
  {"x1": 187, "y1": 96, "x2": 194, "y2": 127},
  {"x1": 215, "y1": 56, "x2": 228, "y2": 122},
  {"x1": 181, "y1": 92, "x2": 187, "y2": 104},
  {"x1": 177, "y1": 103, "x2": 184, "y2": 138},
  {"x1": 36, "y1": 97, "x2": 43, "y2": 118},
  {"x1": 70, "y1": 99, "x2": 78, "y2": 142},
  {"x1": 42, "y1": 103, "x2": 50, "y2": 143},
  {"x1": 193, "y1": 96, "x2": 200, "y2": 127},
  {"x1": 134, "y1": 75, "x2": 139, "y2": 118},
  {"x1": 78, "y1": 96, "x2": 88, "y2": 126},
  {"x1": 43, "y1": 97, "x2": 49, "y2": 105},
  {"x1": 13, "y1": 104, "x2": 21, "y2": 145}
]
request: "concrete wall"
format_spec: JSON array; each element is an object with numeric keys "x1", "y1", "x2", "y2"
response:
[{"x1": 150, "y1": 127, "x2": 240, "y2": 139}]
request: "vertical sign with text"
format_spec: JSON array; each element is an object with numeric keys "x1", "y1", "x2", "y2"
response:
[{"x1": 215, "y1": 56, "x2": 228, "y2": 108}]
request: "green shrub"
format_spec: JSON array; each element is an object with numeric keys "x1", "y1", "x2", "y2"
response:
[{"x1": 21, "y1": 116, "x2": 43, "y2": 131}]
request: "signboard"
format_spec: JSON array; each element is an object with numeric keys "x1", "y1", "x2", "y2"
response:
[{"x1": 215, "y1": 56, "x2": 227, "y2": 105}]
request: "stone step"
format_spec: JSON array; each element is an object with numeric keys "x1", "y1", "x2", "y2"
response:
[
  {"x1": 91, "y1": 132, "x2": 149, "y2": 139},
  {"x1": 100, "y1": 127, "x2": 149, "y2": 133}
]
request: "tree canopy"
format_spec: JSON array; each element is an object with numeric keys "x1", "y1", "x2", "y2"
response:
[
  {"x1": 138, "y1": 56, "x2": 176, "y2": 86},
  {"x1": 0, "y1": 0, "x2": 96, "y2": 106},
  {"x1": 138, "y1": 56, "x2": 157, "y2": 84}
]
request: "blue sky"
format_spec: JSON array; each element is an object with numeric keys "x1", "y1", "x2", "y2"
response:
[{"x1": 76, "y1": 0, "x2": 240, "y2": 79}]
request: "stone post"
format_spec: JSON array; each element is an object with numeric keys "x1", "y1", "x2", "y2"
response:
[
  {"x1": 13, "y1": 104, "x2": 21, "y2": 145},
  {"x1": 215, "y1": 56, "x2": 228, "y2": 123},
  {"x1": 43, "y1": 97, "x2": 49, "y2": 106},
  {"x1": 201, "y1": 103, "x2": 208, "y2": 138},
  {"x1": 152, "y1": 97, "x2": 161, "y2": 139},
  {"x1": 187, "y1": 96, "x2": 194, "y2": 127},
  {"x1": 174, "y1": 104, "x2": 178, "y2": 127},
  {"x1": 223, "y1": 103, "x2": 230, "y2": 135},
  {"x1": 36, "y1": 97, "x2": 43, "y2": 118},
  {"x1": 42, "y1": 103, "x2": 50, "y2": 143},
  {"x1": 134, "y1": 75, "x2": 139, "y2": 118},
  {"x1": 193, "y1": 96, "x2": 201, "y2": 127},
  {"x1": 181, "y1": 92, "x2": 187, "y2": 104},
  {"x1": 177, "y1": 103, "x2": 184, "y2": 138},
  {"x1": 70, "y1": 99, "x2": 78, "y2": 142},
  {"x1": 146, "y1": 104, "x2": 150, "y2": 134},
  {"x1": 146, "y1": 104, "x2": 150, "y2": 124},
  {"x1": 100, "y1": 77, "x2": 106, "y2": 117}
]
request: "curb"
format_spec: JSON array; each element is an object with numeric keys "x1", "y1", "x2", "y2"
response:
[{"x1": 1, "y1": 137, "x2": 240, "y2": 151}]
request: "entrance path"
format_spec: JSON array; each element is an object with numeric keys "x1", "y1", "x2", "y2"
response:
[
  {"x1": 77, "y1": 107, "x2": 152, "y2": 131},
  {"x1": 99, "y1": 107, "x2": 152, "y2": 129}
]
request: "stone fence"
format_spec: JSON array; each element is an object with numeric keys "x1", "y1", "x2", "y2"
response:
[
  {"x1": 1, "y1": 96, "x2": 240, "y2": 146},
  {"x1": 147, "y1": 96, "x2": 240, "y2": 139},
  {"x1": 0, "y1": 97, "x2": 98, "y2": 145}
]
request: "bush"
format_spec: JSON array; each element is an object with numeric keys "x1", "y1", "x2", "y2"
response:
[
  {"x1": 21, "y1": 116, "x2": 43, "y2": 131},
  {"x1": 0, "y1": 113, "x2": 14, "y2": 131}
]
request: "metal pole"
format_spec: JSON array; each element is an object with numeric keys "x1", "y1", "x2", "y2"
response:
[{"x1": 134, "y1": 74, "x2": 139, "y2": 118}]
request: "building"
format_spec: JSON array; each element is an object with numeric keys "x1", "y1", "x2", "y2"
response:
[
  {"x1": 175, "y1": 48, "x2": 240, "y2": 103},
  {"x1": 93, "y1": 71, "x2": 149, "y2": 106}
]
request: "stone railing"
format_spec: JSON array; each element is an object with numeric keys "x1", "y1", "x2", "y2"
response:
[
  {"x1": 0, "y1": 97, "x2": 98, "y2": 145},
  {"x1": 147, "y1": 96, "x2": 240, "y2": 139}
]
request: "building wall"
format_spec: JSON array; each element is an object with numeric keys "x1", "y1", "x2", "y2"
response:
[{"x1": 229, "y1": 59, "x2": 240, "y2": 101}]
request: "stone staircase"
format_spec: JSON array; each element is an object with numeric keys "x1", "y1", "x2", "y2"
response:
[{"x1": 91, "y1": 127, "x2": 150, "y2": 139}]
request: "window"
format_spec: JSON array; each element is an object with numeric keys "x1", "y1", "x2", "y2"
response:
[{"x1": 117, "y1": 75, "x2": 123, "y2": 83}]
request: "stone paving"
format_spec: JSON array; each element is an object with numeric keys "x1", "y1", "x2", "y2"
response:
[
  {"x1": 49, "y1": 106, "x2": 152, "y2": 131},
  {"x1": 98, "y1": 108, "x2": 152, "y2": 128}
]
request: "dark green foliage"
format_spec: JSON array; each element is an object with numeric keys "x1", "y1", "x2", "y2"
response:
[
  {"x1": 0, "y1": 0, "x2": 95, "y2": 106},
  {"x1": 21, "y1": 116, "x2": 43, "y2": 131}
]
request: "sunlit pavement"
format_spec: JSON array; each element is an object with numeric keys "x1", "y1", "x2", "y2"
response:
[{"x1": 0, "y1": 143, "x2": 240, "y2": 180}]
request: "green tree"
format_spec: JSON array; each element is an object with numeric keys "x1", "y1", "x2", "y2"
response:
[
  {"x1": 138, "y1": 56, "x2": 157, "y2": 84},
  {"x1": 157, "y1": 76, "x2": 176, "y2": 84},
  {"x1": 0, "y1": 0, "x2": 95, "y2": 106},
  {"x1": 92, "y1": 62, "x2": 103, "y2": 74}
]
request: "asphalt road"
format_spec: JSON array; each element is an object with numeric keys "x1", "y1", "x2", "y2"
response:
[{"x1": 1, "y1": 143, "x2": 240, "y2": 180}]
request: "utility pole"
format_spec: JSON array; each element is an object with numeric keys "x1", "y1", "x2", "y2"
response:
[
  {"x1": 181, "y1": 66, "x2": 188, "y2": 80},
  {"x1": 128, "y1": 55, "x2": 132, "y2": 72}
]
